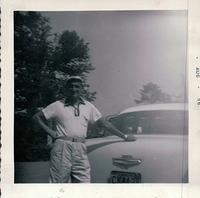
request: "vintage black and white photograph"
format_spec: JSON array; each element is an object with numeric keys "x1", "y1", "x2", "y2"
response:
[{"x1": 14, "y1": 10, "x2": 188, "y2": 183}]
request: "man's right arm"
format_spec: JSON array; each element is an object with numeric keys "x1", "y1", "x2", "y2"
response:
[{"x1": 32, "y1": 111, "x2": 57, "y2": 139}]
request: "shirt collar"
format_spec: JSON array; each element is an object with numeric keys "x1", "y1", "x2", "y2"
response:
[{"x1": 62, "y1": 97, "x2": 85, "y2": 106}]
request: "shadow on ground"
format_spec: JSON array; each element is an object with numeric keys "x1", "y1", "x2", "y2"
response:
[{"x1": 15, "y1": 161, "x2": 49, "y2": 183}]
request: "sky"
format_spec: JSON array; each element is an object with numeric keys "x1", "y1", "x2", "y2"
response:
[{"x1": 41, "y1": 11, "x2": 188, "y2": 115}]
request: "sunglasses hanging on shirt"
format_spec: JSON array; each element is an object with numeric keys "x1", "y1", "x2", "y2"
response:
[{"x1": 74, "y1": 105, "x2": 80, "y2": 116}]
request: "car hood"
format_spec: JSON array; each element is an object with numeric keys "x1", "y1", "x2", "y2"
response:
[
  {"x1": 86, "y1": 135, "x2": 187, "y2": 153},
  {"x1": 86, "y1": 135, "x2": 188, "y2": 183}
]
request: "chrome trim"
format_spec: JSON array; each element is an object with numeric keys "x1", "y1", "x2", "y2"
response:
[{"x1": 112, "y1": 155, "x2": 142, "y2": 169}]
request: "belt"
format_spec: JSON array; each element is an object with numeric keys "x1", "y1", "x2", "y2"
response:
[{"x1": 56, "y1": 136, "x2": 85, "y2": 143}]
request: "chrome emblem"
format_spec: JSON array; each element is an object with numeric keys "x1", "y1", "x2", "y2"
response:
[{"x1": 112, "y1": 155, "x2": 142, "y2": 169}]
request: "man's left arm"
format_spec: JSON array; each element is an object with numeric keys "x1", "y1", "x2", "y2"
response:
[{"x1": 94, "y1": 117, "x2": 136, "y2": 141}]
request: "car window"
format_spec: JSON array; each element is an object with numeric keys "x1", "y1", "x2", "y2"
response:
[{"x1": 108, "y1": 110, "x2": 188, "y2": 136}]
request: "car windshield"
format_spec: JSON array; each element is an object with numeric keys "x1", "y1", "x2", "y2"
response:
[{"x1": 108, "y1": 110, "x2": 188, "y2": 135}]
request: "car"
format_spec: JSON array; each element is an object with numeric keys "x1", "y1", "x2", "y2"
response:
[{"x1": 86, "y1": 103, "x2": 188, "y2": 183}]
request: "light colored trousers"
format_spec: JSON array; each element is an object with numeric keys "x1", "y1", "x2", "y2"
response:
[{"x1": 49, "y1": 139, "x2": 90, "y2": 183}]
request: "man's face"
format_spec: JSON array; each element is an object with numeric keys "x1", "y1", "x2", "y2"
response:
[{"x1": 67, "y1": 81, "x2": 83, "y2": 99}]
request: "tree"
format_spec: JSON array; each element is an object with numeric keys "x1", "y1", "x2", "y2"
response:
[
  {"x1": 134, "y1": 82, "x2": 172, "y2": 104},
  {"x1": 15, "y1": 13, "x2": 96, "y2": 114},
  {"x1": 14, "y1": 12, "x2": 97, "y2": 161},
  {"x1": 14, "y1": 11, "x2": 53, "y2": 113},
  {"x1": 50, "y1": 30, "x2": 96, "y2": 101},
  {"x1": 14, "y1": 11, "x2": 53, "y2": 161}
]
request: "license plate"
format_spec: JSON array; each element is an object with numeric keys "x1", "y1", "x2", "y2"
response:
[{"x1": 109, "y1": 171, "x2": 141, "y2": 183}]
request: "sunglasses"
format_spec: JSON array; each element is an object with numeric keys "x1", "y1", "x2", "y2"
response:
[{"x1": 74, "y1": 105, "x2": 80, "y2": 116}]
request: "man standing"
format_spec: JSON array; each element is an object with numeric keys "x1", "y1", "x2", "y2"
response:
[{"x1": 33, "y1": 76, "x2": 136, "y2": 183}]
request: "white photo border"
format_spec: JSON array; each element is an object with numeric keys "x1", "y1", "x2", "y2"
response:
[{"x1": 1, "y1": 0, "x2": 200, "y2": 197}]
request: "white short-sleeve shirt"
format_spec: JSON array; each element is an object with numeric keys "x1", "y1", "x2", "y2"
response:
[{"x1": 42, "y1": 100, "x2": 101, "y2": 138}]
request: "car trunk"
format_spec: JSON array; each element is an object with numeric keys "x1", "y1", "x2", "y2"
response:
[{"x1": 87, "y1": 135, "x2": 188, "y2": 183}]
